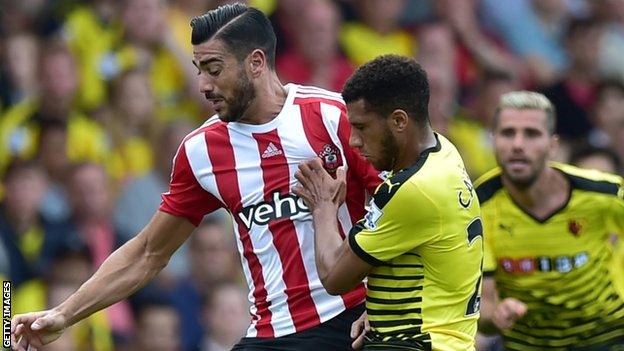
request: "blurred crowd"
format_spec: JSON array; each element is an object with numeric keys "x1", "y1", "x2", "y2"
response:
[{"x1": 1, "y1": 0, "x2": 623, "y2": 350}]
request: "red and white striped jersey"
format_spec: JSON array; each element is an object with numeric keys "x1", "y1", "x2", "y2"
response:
[{"x1": 160, "y1": 84, "x2": 381, "y2": 338}]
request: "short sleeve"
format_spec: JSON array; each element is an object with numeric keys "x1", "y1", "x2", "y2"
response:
[
  {"x1": 159, "y1": 141, "x2": 222, "y2": 226},
  {"x1": 348, "y1": 181, "x2": 440, "y2": 265}
]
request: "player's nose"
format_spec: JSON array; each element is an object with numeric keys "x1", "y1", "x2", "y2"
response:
[
  {"x1": 349, "y1": 131, "x2": 363, "y2": 149},
  {"x1": 198, "y1": 74, "x2": 214, "y2": 94}
]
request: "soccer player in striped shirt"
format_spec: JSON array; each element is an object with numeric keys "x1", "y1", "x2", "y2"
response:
[
  {"x1": 476, "y1": 91, "x2": 624, "y2": 350},
  {"x1": 11, "y1": 3, "x2": 380, "y2": 351}
]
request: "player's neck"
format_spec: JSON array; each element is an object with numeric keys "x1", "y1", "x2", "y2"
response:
[
  {"x1": 239, "y1": 75, "x2": 287, "y2": 125},
  {"x1": 504, "y1": 167, "x2": 569, "y2": 219},
  {"x1": 392, "y1": 127, "x2": 437, "y2": 172}
]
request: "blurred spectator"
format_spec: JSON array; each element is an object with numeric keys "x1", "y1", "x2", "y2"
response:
[
  {"x1": 66, "y1": 162, "x2": 135, "y2": 341},
  {"x1": 133, "y1": 299, "x2": 181, "y2": 351},
  {"x1": 0, "y1": 160, "x2": 56, "y2": 288},
  {"x1": 449, "y1": 70, "x2": 519, "y2": 178},
  {"x1": 340, "y1": 0, "x2": 415, "y2": 66},
  {"x1": 0, "y1": 0, "x2": 47, "y2": 35},
  {"x1": 0, "y1": 32, "x2": 40, "y2": 109},
  {"x1": 0, "y1": 40, "x2": 109, "y2": 176},
  {"x1": 541, "y1": 17, "x2": 603, "y2": 141},
  {"x1": 62, "y1": 0, "x2": 126, "y2": 111},
  {"x1": 435, "y1": 0, "x2": 524, "y2": 90},
  {"x1": 480, "y1": 0, "x2": 571, "y2": 85},
  {"x1": 593, "y1": 0, "x2": 624, "y2": 81},
  {"x1": 276, "y1": 0, "x2": 354, "y2": 91},
  {"x1": 417, "y1": 22, "x2": 458, "y2": 132},
  {"x1": 201, "y1": 282, "x2": 250, "y2": 351},
  {"x1": 42, "y1": 246, "x2": 114, "y2": 351},
  {"x1": 170, "y1": 219, "x2": 242, "y2": 351},
  {"x1": 105, "y1": 69, "x2": 159, "y2": 183},
  {"x1": 37, "y1": 119, "x2": 72, "y2": 222},
  {"x1": 119, "y1": 0, "x2": 207, "y2": 123},
  {"x1": 570, "y1": 144, "x2": 622, "y2": 174},
  {"x1": 589, "y1": 80, "x2": 624, "y2": 165}
]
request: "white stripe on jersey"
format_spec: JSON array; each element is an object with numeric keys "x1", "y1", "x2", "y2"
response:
[
  {"x1": 228, "y1": 124, "x2": 297, "y2": 337},
  {"x1": 184, "y1": 133, "x2": 224, "y2": 205}
]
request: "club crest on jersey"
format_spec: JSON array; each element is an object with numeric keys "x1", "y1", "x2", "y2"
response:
[
  {"x1": 568, "y1": 219, "x2": 584, "y2": 236},
  {"x1": 318, "y1": 144, "x2": 341, "y2": 173}
]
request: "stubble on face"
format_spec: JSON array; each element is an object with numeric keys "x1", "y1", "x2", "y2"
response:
[
  {"x1": 376, "y1": 124, "x2": 399, "y2": 171},
  {"x1": 219, "y1": 65, "x2": 256, "y2": 122}
]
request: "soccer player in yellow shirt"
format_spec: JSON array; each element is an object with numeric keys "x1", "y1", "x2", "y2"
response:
[
  {"x1": 476, "y1": 91, "x2": 624, "y2": 350},
  {"x1": 294, "y1": 55, "x2": 483, "y2": 351}
]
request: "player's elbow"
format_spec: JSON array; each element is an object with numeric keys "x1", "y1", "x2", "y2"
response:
[{"x1": 320, "y1": 277, "x2": 349, "y2": 296}]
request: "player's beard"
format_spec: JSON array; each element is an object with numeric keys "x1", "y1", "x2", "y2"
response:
[
  {"x1": 500, "y1": 153, "x2": 548, "y2": 189},
  {"x1": 376, "y1": 126, "x2": 399, "y2": 171},
  {"x1": 220, "y1": 69, "x2": 256, "y2": 123}
]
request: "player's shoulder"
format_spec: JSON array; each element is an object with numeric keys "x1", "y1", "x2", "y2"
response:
[
  {"x1": 291, "y1": 84, "x2": 345, "y2": 107},
  {"x1": 179, "y1": 115, "x2": 225, "y2": 149},
  {"x1": 474, "y1": 167, "x2": 504, "y2": 205},
  {"x1": 554, "y1": 162, "x2": 623, "y2": 197},
  {"x1": 373, "y1": 141, "x2": 442, "y2": 209}
]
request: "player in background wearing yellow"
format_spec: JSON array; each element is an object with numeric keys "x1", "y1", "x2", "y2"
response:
[
  {"x1": 476, "y1": 91, "x2": 624, "y2": 350},
  {"x1": 294, "y1": 55, "x2": 483, "y2": 351}
]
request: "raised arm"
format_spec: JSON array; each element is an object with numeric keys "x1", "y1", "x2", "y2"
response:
[{"x1": 11, "y1": 210, "x2": 195, "y2": 351}]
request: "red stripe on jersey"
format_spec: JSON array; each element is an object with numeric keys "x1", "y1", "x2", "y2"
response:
[
  {"x1": 253, "y1": 129, "x2": 321, "y2": 332},
  {"x1": 294, "y1": 96, "x2": 344, "y2": 110},
  {"x1": 205, "y1": 126, "x2": 274, "y2": 337},
  {"x1": 297, "y1": 99, "x2": 368, "y2": 309}
]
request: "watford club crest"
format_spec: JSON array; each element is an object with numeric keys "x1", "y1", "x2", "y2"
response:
[
  {"x1": 568, "y1": 219, "x2": 584, "y2": 236},
  {"x1": 319, "y1": 144, "x2": 341, "y2": 173}
]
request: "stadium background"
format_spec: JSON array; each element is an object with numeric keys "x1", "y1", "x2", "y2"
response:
[{"x1": 1, "y1": 0, "x2": 623, "y2": 350}]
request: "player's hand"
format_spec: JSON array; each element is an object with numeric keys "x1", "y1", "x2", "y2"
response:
[
  {"x1": 11, "y1": 309, "x2": 67, "y2": 350},
  {"x1": 493, "y1": 298, "x2": 527, "y2": 330},
  {"x1": 294, "y1": 158, "x2": 346, "y2": 211},
  {"x1": 350, "y1": 311, "x2": 369, "y2": 350}
]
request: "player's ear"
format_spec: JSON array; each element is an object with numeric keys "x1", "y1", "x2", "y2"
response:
[
  {"x1": 248, "y1": 49, "x2": 266, "y2": 77},
  {"x1": 388, "y1": 109, "x2": 408, "y2": 132}
]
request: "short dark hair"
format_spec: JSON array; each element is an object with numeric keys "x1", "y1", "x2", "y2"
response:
[
  {"x1": 342, "y1": 55, "x2": 430, "y2": 125},
  {"x1": 570, "y1": 144, "x2": 622, "y2": 173},
  {"x1": 190, "y1": 3, "x2": 277, "y2": 69}
]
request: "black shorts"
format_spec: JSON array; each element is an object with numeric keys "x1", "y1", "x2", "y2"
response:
[{"x1": 232, "y1": 303, "x2": 365, "y2": 351}]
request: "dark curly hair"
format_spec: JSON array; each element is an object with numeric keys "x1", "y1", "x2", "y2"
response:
[
  {"x1": 342, "y1": 55, "x2": 430, "y2": 125},
  {"x1": 190, "y1": 3, "x2": 277, "y2": 69}
]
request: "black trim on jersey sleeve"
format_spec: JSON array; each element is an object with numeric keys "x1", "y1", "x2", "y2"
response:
[
  {"x1": 483, "y1": 270, "x2": 496, "y2": 277},
  {"x1": 567, "y1": 174, "x2": 620, "y2": 196},
  {"x1": 475, "y1": 175, "x2": 503, "y2": 204},
  {"x1": 349, "y1": 221, "x2": 386, "y2": 266}
]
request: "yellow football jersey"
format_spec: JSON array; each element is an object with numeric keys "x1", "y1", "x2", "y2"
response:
[
  {"x1": 476, "y1": 163, "x2": 624, "y2": 350},
  {"x1": 350, "y1": 134, "x2": 483, "y2": 351}
]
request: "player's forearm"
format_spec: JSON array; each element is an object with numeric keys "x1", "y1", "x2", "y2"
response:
[
  {"x1": 312, "y1": 204, "x2": 344, "y2": 287},
  {"x1": 56, "y1": 235, "x2": 166, "y2": 327}
]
